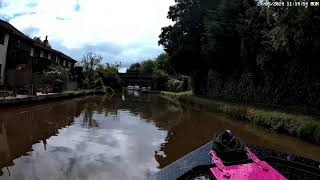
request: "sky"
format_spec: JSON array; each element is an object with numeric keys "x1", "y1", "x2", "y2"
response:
[{"x1": 0, "y1": 0, "x2": 174, "y2": 72}]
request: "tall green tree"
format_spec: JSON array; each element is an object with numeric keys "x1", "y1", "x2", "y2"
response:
[
  {"x1": 126, "y1": 63, "x2": 141, "y2": 73},
  {"x1": 140, "y1": 60, "x2": 155, "y2": 73},
  {"x1": 159, "y1": 0, "x2": 320, "y2": 107},
  {"x1": 81, "y1": 52, "x2": 102, "y2": 89},
  {"x1": 154, "y1": 53, "x2": 175, "y2": 75},
  {"x1": 159, "y1": 0, "x2": 206, "y2": 74}
]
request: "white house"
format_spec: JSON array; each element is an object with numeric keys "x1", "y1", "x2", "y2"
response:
[{"x1": 0, "y1": 31, "x2": 9, "y2": 86}]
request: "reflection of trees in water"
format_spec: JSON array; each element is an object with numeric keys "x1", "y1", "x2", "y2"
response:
[
  {"x1": 0, "y1": 100, "x2": 81, "y2": 174},
  {"x1": 83, "y1": 110, "x2": 99, "y2": 129},
  {"x1": 0, "y1": 120, "x2": 11, "y2": 176},
  {"x1": 78, "y1": 96, "x2": 120, "y2": 128},
  {"x1": 0, "y1": 94, "x2": 188, "y2": 176},
  {"x1": 154, "y1": 109, "x2": 197, "y2": 169},
  {"x1": 76, "y1": 94, "x2": 184, "y2": 131}
]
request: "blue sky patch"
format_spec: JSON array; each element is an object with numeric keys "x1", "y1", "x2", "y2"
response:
[
  {"x1": 74, "y1": 0, "x2": 80, "y2": 12},
  {"x1": 22, "y1": 27, "x2": 40, "y2": 37},
  {"x1": 26, "y1": 2, "x2": 37, "y2": 8},
  {"x1": 56, "y1": 16, "x2": 66, "y2": 21}
]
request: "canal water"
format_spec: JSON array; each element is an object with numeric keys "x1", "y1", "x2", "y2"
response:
[{"x1": 0, "y1": 93, "x2": 320, "y2": 180}]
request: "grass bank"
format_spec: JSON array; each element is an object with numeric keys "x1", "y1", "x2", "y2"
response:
[{"x1": 160, "y1": 91, "x2": 320, "y2": 144}]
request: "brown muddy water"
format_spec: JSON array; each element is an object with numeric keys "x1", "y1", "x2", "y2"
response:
[{"x1": 0, "y1": 92, "x2": 320, "y2": 180}]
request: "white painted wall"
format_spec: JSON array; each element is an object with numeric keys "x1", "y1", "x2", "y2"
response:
[
  {"x1": 30, "y1": 47, "x2": 34, "y2": 57},
  {"x1": 0, "y1": 34, "x2": 10, "y2": 85}
]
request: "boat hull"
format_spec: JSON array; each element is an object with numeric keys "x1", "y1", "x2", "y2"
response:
[{"x1": 149, "y1": 142, "x2": 320, "y2": 180}]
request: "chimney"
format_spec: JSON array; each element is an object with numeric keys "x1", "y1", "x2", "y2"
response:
[{"x1": 44, "y1": 35, "x2": 49, "y2": 47}]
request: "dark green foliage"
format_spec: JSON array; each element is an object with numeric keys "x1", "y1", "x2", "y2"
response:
[
  {"x1": 80, "y1": 52, "x2": 122, "y2": 90},
  {"x1": 96, "y1": 63, "x2": 122, "y2": 90},
  {"x1": 154, "y1": 53, "x2": 176, "y2": 75},
  {"x1": 153, "y1": 70, "x2": 169, "y2": 90},
  {"x1": 314, "y1": 127, "x2": 320, "y2": 144},
  {"x1": 99, "y1": 72, "x2": 122, "y2": 90},
  {"x1": 126, "y1": 60, "x2": 155, "y2": 74},
  {"x1": 140, "y1": 60, "x2": 155, "y2": 73},
  {"x1": 82, "y1": 70, "x2": 99, "y2": 89},
  {"x1": 126, "y1": 63, "x2": 141, "y2": 73},
  {"x1": 167, "y1": 79, "x2": 183, "y2": 92},
  {"x1": 52, "y1": 79, "x2": 63, "y2": 93},
  {"x1": 167, "y1": 76, "x2": 191, "y2": 92},
  {"x1": 33, "y1": 36, "x2": 42, "y2": 43},
  {"x1": 179, "y1": 75, "x2": 191, "y2": 91},
  {"x1": 94, "y1": 77, "x2": 104, "y2": 90},
  {"x1": 33, "y1": 66, "x2": 71, "y2": 93},
  {"x1": 159, "y1": 0, "x2": 206, "y2": 74},
  {"x1": 105, "y1": 86, "x2": 115, "y2": 96},
  {"x1": 159, "y1": 0, "x2": 320, "y2": 108},
  {"x1": 96, "y1": 63, "x2": 119, "y2": 74}
]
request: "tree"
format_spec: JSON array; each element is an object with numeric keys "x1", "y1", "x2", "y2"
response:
[
  {"x1": 96, "y1": 63, "x2": 122, "y2": 90},
  {"x1": 153, "y1": 69, "x2": 169, "y2": 90},
  {"x1": 158, "y1": 0, "x2": 206, "y2": 74},
  {"x1": 154, "y1": 53, "x2": 175, "y2": 75},
  {"x1": 159, "y1": 0, "x2": 320, "y2": 107},
  {"x1": 33, "y1": 36, "x2": 42, "y2": 43},
  {"x1": 127, "y1": 63, "x2": 141, "y2": 73},
  {"x1": 81, "y1": 52, "x2": 103, "y2": 89},
  {"x1": 96, "y1": 63, "x2": 119, "y2": 74},
  {"x1": 140, "y1": 60, "x2": 155, "y2": 73},
  {"x1": 33, "y1": 66, "x2": 71, "y2": 93},
  {"x1": 81, "y1": 52, "x2": 102, "y2": 71}
]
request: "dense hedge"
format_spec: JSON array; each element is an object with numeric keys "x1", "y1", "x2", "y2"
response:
[{"x1": 205, "y1": 69, "x2": 320, "y2": 108}]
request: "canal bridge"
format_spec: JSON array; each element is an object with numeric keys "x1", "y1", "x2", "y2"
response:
[{"x1": 118, "y1": 73, "x2": 153, "y2": 87}]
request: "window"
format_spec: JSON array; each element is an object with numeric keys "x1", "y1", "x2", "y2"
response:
[
  {"x1": 48, "y1": 53, "x2": 51, "y2": 60},
  {"x1": 16, "y1": 40, "x2": 21, "y2": 47},
  {"x1": 0, "y1": 64, "x2": 2, "y2": 79},
  {"x1": 40, "y1": 51, "x2": 44, "y2": 58},
  {"x1": 30, "y1": 48, "x2": 34, "y2": 57},
  {"x1": 63, "y1": 60, "x2": 66, "y2": 66},
  {"x1": 0, "y1": 31, "x2": 5, "y2": 45},
  {"x1": 43, "y1": 51, "x2": 48, "y2": 59}
]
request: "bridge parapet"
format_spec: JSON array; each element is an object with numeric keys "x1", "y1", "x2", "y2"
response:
[{"x1": 118, "y1": 73, "x2": 153, "y2": 87}]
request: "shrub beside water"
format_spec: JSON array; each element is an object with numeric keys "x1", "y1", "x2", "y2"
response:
[{"x1": 167, "y1": 76, "x2": 191, "y2": 92}]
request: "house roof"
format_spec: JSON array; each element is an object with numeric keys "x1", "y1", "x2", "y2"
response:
[{"x1": 0, "y1": 19, "x2": 77, "y2": 63}]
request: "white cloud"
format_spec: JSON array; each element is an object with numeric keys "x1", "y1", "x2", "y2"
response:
[{"x1": 0, "y1": 0, "x2": 174, "y2": 65}]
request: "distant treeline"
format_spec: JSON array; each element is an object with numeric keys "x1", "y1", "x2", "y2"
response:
[{"x1": 159, "y1": 0, "x2": 320, "y2": 107}]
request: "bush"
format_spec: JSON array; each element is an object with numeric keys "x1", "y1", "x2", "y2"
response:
[
  {"x1": 153, "y1": 70, "x2": 169, "y2": 90},
  {"x1": 82, "y1": 78, "x2": 90, "y2": 89},
  {"x1": 95, "y1": 77, "x2": 104, "y2": 90},
  {"x1": 53, "y1": 79, "x2": 64, "y2": 93},
  {"x1": 314, "y1": 126, "x2": 320, "y2": 144},
  {"x1": 167, "y1": 76, "x2": 191, "y2": 92},
  {"x1": 298, "y1": 121, "x2": 319, "y2": 142},
  {"x1": 180, "y1": 76, "x2": 191, "y2": 91},
  {"x1": 99, "y1": 72, "x2": 122, "y2": 90},
  {"x1": 33, "y1": 67, "x2": 70, "y2": 93},
  {"x1": 105, "y1": 86, "x2": 115, "y2": 96},
  {"x1": 167, "y1": 79, "x2": 183, "y2": 92}
]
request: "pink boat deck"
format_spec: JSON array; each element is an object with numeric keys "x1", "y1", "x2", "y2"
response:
[{"x1": 210, "y1": 148, "x2": 287, "y2": 180}]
